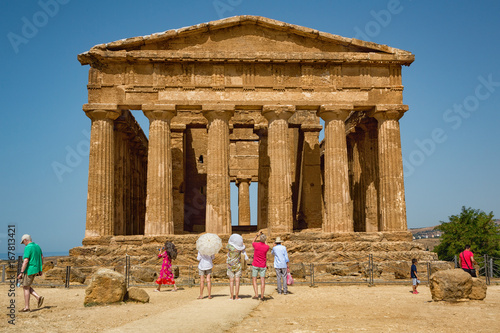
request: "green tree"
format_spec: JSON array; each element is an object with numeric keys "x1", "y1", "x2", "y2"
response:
[{"x1": 434, "y1": 206, "x2": 500, "y2": 261}]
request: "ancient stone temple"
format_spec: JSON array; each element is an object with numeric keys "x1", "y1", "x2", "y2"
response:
[{"x1": 77, "y1": 16, "x2": 413, "y2": 244}]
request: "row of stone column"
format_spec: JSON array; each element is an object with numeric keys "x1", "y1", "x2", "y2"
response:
[{"x1": 83, "y1": 102, "x2": 408, "y2": 238}]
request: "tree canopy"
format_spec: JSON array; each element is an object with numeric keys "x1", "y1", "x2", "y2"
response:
[{"x1": 434, "y1": 206, "x2": 500, "y2": 261}]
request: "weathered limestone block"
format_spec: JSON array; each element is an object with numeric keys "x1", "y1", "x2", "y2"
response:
[
  {"x1": 131, "y1": 266, "x2": 158, "y2": 283},
  {"x1": 43, "y1": 267, "x2": 86, "y2": 284},
  {"x1": 392, "y1": 262, "x2": 410, "y2": 279},
  {"x1": 430, "y1": 269, "x2": 472, "y2": 301},
  {"x1": 84, "y1": 268, "x2": 127, "y2": 306},
  {"x1": 209, "y1": 264, "x2": 227, "y2": 279},
  {"x1": 326, "y1": 263, "x2": 362, "y2": 276},
  {"x1": 290, "y1": 264, "x2": 306, "y2": 279},
  {"x1": 469, "y1": 278, "x2": 487, "y2": 300},
  {"x1": 429, "y1": 261, "x2": 454, "y2": 274},
  {"x1": 125, "y1": 287, "x2": 150, "y2": 303}
]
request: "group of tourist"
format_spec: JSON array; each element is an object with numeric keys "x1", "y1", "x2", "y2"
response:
[
  {"x1": 154, "y1": 231, "x2": 290, "y2": 300},
  {"x1": 17, "y1": 232, "x2": 480, "y2": 311}
]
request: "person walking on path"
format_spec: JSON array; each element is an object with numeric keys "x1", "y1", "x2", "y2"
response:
[
  {"x1": 226, "y1": 234, "x2": 249, "y2": 300},
  {"x1": 251, "y1": 231, "x2": 270, "y2": 300},
  {"x1": 459, "y1": 245, "x2": 478, "y2": 277},
  {"x1": 155, "y1": 241, "x2": 178, "y2": 292},
  {"x1": 197, "y1": 252, "x2": 214, "y2": 299},
  {"x1": 271, "y1": 236, "x2": 289, "y2": 295},
  {"x1": 17, "y1": 234, "x2": 44, "y2": 312},
  {"x1": 411, "y1": 258, "x2": 420, "y2": 294}
]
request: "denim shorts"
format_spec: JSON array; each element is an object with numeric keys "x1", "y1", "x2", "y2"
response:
[
  {"x1": 252, "y1": 266, "x2": 267, "y2": 278},
  {"x1": 412, "y1": 278, "x2": 420, "y2": 285}
]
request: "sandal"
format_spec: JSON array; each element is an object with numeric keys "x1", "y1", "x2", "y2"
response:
[
  {"x1": 38, "y1": 296, "x2": 44, "y2": 308},
  {"x1": 20, "y1": 308, "x2": 30, "y2": 312}
]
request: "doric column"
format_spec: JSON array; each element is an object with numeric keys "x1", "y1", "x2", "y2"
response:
[
  {"x1": 299, "y1": 124, "x2": 324, "y2": 228},
  {"x1": 318, "y1": 104, "x2": 353, "y2": 233},
  {"x1": 236, "y1": 176, "x2": 252, "y2": 226},
  {"x1": 171, "y1": 123, "x2": 186, "y2": 234},
  {"x1": 255, "y1": 126, "x2": 269, "y2": 230},
  {"x1": 143, "y1": 104, "x2": 177, "y2": 236},
  {"x1": 202, "y1": 105, "x2": 234, "y2": 235},
  {"x1": 83, "y1": 103, "x2": 121, "y2": 238},
  {"x1": 373, "y1": 104, "x2": 408, "y2": 231},
  {"x1": 359, "y1": 121, "x2": 379, "y2": 232},
  {"x1": 262, "y1": 105, "x2": 295, "y2": 234}
]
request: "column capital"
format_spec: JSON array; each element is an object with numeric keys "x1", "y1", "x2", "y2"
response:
[
  {"x1": 235, "y1": 176, "x2": 252, "y2": 186},
  {"x1": 202, "y1": 104, "x2": 235, "y2": 123},
  {"x1": 317, "y1": 104, "x2": 353, "y2": 122},
  {"x1": 262, "y1": 105, "x2": 295, "y2": 121},
  {"x1": 143, "y1": 104, "x2": 177, "y2": 121},
  {"x1": 372, "y1": 104, "x2": 409, "y2": 121},
  {"x1": 83, "y1": 103, "x2": 121, "y2": 121}
]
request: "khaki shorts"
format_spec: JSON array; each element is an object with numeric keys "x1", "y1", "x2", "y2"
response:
[
  {"x1": 21, "y1": 273, "x2": 36, "y2": 287},
  {"x1": 199, "y1": 268, "x2": 212, "y2": 276},
  {"x1": 227, "y1": 269, "x2": 242, "y2": 278}
]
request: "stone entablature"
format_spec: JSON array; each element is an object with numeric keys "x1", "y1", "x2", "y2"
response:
[{"x1": 78, "y1": 16, "x2": 413, "y2": 240}]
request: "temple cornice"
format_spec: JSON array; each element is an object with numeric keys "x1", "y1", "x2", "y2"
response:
[{"x1": 78, "y1": 50, "x2": 414, "y2": 66}]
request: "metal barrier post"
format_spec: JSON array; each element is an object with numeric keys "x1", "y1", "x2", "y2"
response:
[
  {"x1": 1, "y1": 264, "x2": 5, "y2": 283},
  {"x1": 490, "y1": 258, "x2": 494, "y2": 280},
  {"x1": 454, "y1": 255, "x2": 458, "y2": 268},
  {"x1": 189, "y1": 265, "x2": 194, "y2": 288},
  {"x1": 65, "y1": 266, "x2": 71, "y2": 288},
  {"x1": 484, "y1": 255, "x2": 490, "y2": 285},
  {"x1": 125, "y1": 255, "x2": 130, "y2": 289},
  {"x1": 310, "y1": 263, "x2": 315, "y2": 287},
  {"x1": 17, "y1": 256, "x2": 23, "y2": 275},
  {"x1": 427, "y1": 262, "x2": 431, "y2": 284},
  {"x1": 368, "y1": 254, "x2": 374, "y2": 286}
]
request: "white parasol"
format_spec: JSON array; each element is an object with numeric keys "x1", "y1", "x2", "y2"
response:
[{"x1": 196, "y1": 233, "x2": 222, "y2": 256}]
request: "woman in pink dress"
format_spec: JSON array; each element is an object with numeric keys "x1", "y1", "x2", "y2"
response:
[{"x1": 155, "y1": 241, "x2": 178, "y2": 292}]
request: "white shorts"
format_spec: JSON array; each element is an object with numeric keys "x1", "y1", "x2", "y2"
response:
[{"x1": 412, "y1": 278, "x2": 420, "y2": 285}]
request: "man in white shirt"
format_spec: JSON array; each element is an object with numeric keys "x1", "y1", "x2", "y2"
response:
[{"x1": 271, "y1": 237, "x2": 289, "y2": 295}]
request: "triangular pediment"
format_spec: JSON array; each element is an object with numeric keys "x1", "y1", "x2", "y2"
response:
[{"x1": 79, "y1": 16, "x2": 413, "y2": 65}]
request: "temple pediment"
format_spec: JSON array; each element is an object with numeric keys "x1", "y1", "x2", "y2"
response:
[{"x1": 78, "y1": 16, "x2": 413, "y2": 65}]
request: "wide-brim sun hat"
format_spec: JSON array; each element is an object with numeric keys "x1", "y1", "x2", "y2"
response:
[{"x1": 228, "y1": 234, "x2": 245, "y2": 251}]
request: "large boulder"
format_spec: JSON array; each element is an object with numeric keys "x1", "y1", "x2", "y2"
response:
[
  {"x1": 430, "y1": 269, "x2": 473, "y2": 301},
  {"x1": 84, "y1": 268, "x2": 127, "y2": 306},
  {"x1": 125, "y1": 287, "x2": 150, "y2": 303},
  {"x1": 469, "y1": 278, "x2": 487, "y2": 300}
]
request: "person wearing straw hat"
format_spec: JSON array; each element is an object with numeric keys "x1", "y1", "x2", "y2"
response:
[
  {"x1": 271, "y1": 236, "x2": 289, "y2": 295},
  {"x1": 17, "y1": 234, "x2": 44, "y2": 312},
  {"x1": 227, "y1": 234, "x2": 249, "y2": 300}
]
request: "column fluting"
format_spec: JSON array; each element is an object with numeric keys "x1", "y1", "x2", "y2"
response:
[
  {"x1": 262, "y1": 105, "x2": 295, "y2": 235},
  {"x1": 84, "y1": 104, "x2": 121, "y2": 238},
  {"x1": 318, "y1": 104, "x2": 354, "y2": 233},
  {"x1": 202, "y1": 105, "x2": 234, "y2": 235},
  {"x1": 143, "y1": 104, "x2": 177, "y2": 235},
  {"x1": 373, "y1": 105, "x2": 408, "y2": 231}
]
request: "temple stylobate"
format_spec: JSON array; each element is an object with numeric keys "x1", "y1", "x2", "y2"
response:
[{"x1": 78, "y1": 16, "x2": 413, "y2": 242}]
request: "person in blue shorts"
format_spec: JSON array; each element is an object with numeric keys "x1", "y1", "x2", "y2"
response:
[{"x1": 411, "y1": 258, "x2": 420, "y2": 294}]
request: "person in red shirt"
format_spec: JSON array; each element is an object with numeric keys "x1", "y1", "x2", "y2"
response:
[
  {"x1": 251, "y1": 231, "x2": 270, "y2": 300},
  {"x1": 459, "y1": 245, "x2": 477, "y2": 277}
]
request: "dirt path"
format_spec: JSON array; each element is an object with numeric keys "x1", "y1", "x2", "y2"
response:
[{"x1": 2, "y1": 284, "x2": 499, "y2": 332}]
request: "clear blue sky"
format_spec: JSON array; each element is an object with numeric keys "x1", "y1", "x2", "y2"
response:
[{"x1": 1, "y1": 0, "x2": 499, "y2": 254}]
